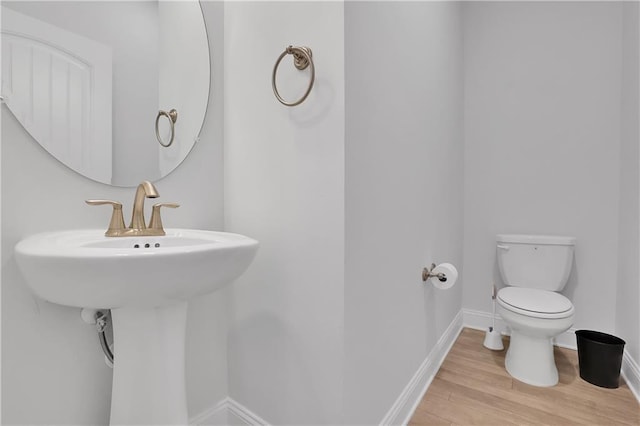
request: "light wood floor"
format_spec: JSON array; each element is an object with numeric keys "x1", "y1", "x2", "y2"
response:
[{"x1": 409, "y1": 328, "x2": 640, "y2": 425}]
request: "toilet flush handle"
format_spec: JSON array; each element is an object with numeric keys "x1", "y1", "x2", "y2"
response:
[{"x1": 497, "y1": 244, "x2": 510, "y2": 251}]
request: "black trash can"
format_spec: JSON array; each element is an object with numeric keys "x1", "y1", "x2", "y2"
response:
[{"x1": 575, "y1": 330, "x2": 625, "y2": 389}]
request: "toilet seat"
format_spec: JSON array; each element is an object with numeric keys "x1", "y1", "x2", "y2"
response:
[{"x1": 497, "y1": 287, "x2": 574, "y2": 319}]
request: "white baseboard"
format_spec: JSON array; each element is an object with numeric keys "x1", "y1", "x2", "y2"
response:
[
  {"x1": 553, "y1": 330, "x2": 578, "y2": 350},
  {"x1": 462, "y1": 308, "x2": 508, "y2": 334},
  {"x1": 380, "y1": 310, "x2": 463, "y2": 426},
  {"x1": 621, "y1": 351, "x2": 640, "y2": 404},
  {"x1": 462, "y1": 308, "x2": 577, "y2": 350},
  {"x1": 190, "y1": 398, "x2": 229, "y2": 425},
  {"x1": 226, "y1": 399, "x2": 270, "y2": 426},
  {"x1": 190, "y1": 397, "x2": 270, "y2": 426}
]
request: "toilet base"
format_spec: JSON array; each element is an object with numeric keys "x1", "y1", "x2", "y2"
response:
[{"x1": 505, "y1": 330, "x2": 558, "y2": 387}]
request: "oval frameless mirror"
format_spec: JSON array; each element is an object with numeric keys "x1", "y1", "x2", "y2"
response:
[{"x1": 1, "y1": 1, "x2": 210, "y2": 187}]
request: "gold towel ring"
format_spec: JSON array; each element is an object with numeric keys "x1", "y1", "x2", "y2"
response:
[
  {"x1": 272, "y1": 46, "x2": 315, "y2": 107},
  {"x1": 155, "y1": 109, "x2": 178, "y2": 147}
]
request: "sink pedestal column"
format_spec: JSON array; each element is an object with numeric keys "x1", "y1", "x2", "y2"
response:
[{"x1": 109, "y1": 302, "x2": 188, "y2": 425}]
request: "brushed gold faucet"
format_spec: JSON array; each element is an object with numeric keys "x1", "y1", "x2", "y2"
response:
[
  {"x1": 129, "y1": 180, "x2": 159, "y2": 232},
  {"x1": 86, "y1": 181, "x2": 179, "y2": 237}
]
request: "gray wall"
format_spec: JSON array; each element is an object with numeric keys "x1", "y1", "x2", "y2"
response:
[
  {"x1": 1, "y1": 2, "x2": 226, "y2": 423},
  {"x1": 616, "y1": 1, "x2": 640, "y2": 365},
  {"x1": 223, "y1": 2, "x2": 345, "y2": 424},
  {"x1": 462, "y1": 2, "x2": 623, "y2": 334},
  {"x1": 223, "y1": 2, "x2": 464, "y2": 424},
  {"x1": 344, "y1": 2, "x2": 464, "y2": 423}
]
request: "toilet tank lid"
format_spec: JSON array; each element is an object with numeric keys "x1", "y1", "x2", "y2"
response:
[{"x1": 496, "y1": 234, "x2": 576, "y2": 246}]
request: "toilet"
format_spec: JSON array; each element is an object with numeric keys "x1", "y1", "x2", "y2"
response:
[{"x1": 495, "y1": 234, "x2": 576, "y2": 387}]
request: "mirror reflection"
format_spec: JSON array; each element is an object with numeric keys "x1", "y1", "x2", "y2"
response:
[{"x1": 1, "y1": 1, "x2": 210, "y2": 186}]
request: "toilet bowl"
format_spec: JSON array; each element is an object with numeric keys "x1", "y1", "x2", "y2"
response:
[
  {"x1": 497, "y1": 287, "x2": 575, "y2": 386},
  {"x1": 496, "y1": 234, "x2": 576, "y2": 387}
]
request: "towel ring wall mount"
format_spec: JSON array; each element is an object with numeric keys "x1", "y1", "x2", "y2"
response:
[
  {"x1": 272, "y1": 45, "x2": 315, "y2": 107},
  {"x1": 156, "y1": 109, "x2": 178, "y2": 147}
]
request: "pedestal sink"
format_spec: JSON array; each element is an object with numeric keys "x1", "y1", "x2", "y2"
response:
[{"x1": 15, "y1": 228, "x2": 258, "y2": 424}]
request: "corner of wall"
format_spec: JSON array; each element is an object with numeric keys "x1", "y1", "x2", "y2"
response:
[{"x1": 189, "y1": 397, "x2": 270, "y2": 426}]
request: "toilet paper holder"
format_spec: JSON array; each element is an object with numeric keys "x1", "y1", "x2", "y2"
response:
[{"x1": 422, "y1": 263, "x2": 448, "y2": 282}]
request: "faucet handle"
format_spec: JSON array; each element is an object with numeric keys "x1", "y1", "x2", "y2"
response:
[
  {"x1": 148, "y1": 203, "x2": 180, "y2": 235},
  {"x1": 86, "y1": 200, "x2": 126, "y2": 236}
]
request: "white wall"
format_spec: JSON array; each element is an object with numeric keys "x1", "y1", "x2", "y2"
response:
[
  {"x1": 223, "y1": 2, "x2": 345, "y2": 424},
  {"x1": 462, "y1": 2, "x2": 623, "y2": 335},
  {"x1": 185, "y1": 1, "x2": 229, "y2": 418},
  {"x1": 343, "y1": 2, "x2": 463, "y2": 424},
  {"x1": 0, "y1": 1, "x2": 226, "y2": 423},
  {"x1": 616, "y1": 1, "x2": 640, "y2": 364}
]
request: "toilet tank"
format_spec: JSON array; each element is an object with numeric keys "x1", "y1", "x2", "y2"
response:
[{"x1": 496, "y1": 234, "x2": 575, "y2": 291}]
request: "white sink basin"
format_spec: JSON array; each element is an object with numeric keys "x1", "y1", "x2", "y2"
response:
[
  {"x1": 15, "y1": 228, "x2": 258, "y2": 308},
  {"x1": 14, "y1": 228, "x2": 258, "y2": 425}
]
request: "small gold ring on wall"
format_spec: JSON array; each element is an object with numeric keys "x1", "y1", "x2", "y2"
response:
[
  {"x1": 272, "y1": 46, "x2": 315, "y2": 107},
  {"x1": 156, "y1": 109, "x2": 178, "y2": 147}
]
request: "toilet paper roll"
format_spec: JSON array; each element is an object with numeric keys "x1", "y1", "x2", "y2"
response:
[{"x1": 430, "y1": 263, "x2": 458, "y2": 290}]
